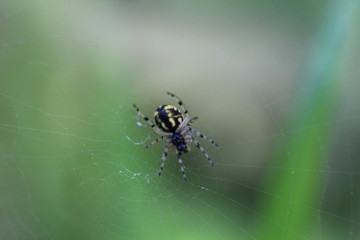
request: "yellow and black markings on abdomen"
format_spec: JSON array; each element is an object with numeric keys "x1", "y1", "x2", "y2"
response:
[{"x1": 154, "y1": 105, "x2": 183, "y2": 132}]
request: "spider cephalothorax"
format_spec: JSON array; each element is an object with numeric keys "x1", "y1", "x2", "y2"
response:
[
  {"x1": 171, "y1": 133, "x2": 188, "y2": 153},
  {"x1": 133, "y1": 92, "x2": 219, "y2": 181}
]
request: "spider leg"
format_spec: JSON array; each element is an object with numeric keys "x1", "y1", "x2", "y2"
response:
[
  {"x1": 176, "y1": 115, "x2": 190, "y2": 134},
  {"x1": 189, "y1": 127, "x2": 219, "y2": 147},
  {"x1": 133, "y1": 104, "x2": 171, "y2": 136},
  {"x1": 188, "y1": 116, "x2": 198, "y2": 125},
  {"x1": 192, "y1": 137, "x2": 215, "y2": 167},
  {"x1": 145, "y1": 136, "x2": 164, "y2": 148},
  {"x1": 177, "y1": 116, "x2": 198, "y2": 135},
  {"x1": 158, "y1": 145, "x2": 169, "y2": 177},
  {"x1": 166, "y1": 92, "x2": 189, "y2": 116},
  {"x1": 176, "y1": 151, "x2": 187, "y2": 181}
]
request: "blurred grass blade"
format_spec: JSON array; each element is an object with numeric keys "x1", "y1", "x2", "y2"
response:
[{"x1": 256, "y1": 0, "x2": 360, "y2": 239}]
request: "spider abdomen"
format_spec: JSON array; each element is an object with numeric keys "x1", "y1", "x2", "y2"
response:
[{"x1": 154, "y1": 105, "x2": 183, "y2": 133}]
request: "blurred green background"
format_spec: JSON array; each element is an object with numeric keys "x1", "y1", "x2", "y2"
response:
[{"x1": 1, "y1": 0, "x2": 359, "y2": 239}]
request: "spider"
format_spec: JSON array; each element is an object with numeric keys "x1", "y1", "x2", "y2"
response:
[{"x1": 133, "y1": 92, "x2": 219, "y2": 181}]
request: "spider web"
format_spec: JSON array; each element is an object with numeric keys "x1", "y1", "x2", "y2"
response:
[{"x1": 1, "y1": 0, "x2": 360, "y2": 239}]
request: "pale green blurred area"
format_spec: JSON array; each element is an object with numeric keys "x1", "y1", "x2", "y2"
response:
[{"x1": 1, "y1": 0, "x2": 360, "y2": 239}]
